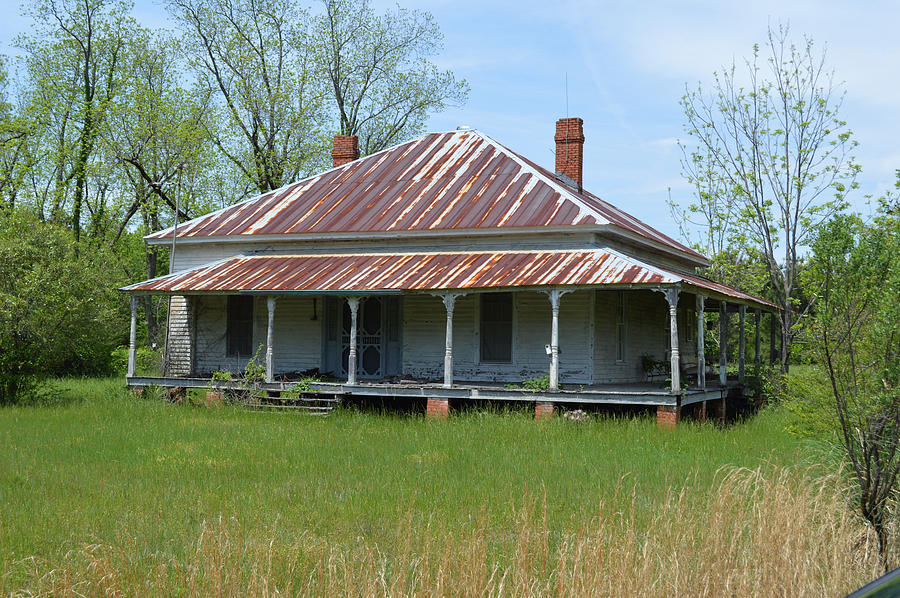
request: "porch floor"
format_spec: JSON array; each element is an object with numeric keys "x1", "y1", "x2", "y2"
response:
[{"x1": 126, "y1": 376, "x2": 729, "y2": 407}]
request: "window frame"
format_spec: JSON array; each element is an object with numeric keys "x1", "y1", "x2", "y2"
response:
[
  {"x1": 615, "y1": 290, "x2": 626, "y2": 363},
  {"x1": 478, "y1": 292, "x2": 514, "y2": 364},
  {"x1": 226, "y1": 295, "x2": 255, "y2": 358}
]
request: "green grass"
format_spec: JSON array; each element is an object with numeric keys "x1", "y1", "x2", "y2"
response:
[{"x1": 0, "y1": 378, "x2": 809, "y2": 590}]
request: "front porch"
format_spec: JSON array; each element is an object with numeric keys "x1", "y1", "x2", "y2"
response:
[{"x1": 125, "y1": 373, "x2": 731, "y2": 424}]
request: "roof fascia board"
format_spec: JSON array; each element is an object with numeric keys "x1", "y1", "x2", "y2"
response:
[{"x1": 598, "y1": 224, "x2": 710, "y2": 268}]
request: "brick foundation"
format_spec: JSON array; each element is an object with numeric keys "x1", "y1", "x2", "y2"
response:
[
  {"x1": 426, "y1": 397, "x2": 449, "y2": 419},
  {"x1": 715, "y1": 397, "x2": 727, "y2": 424},
  {"x1": 131, "y1": 386, "x2": 144, "y2": 396},
  {"x1": 167, "y1": 386, "x2": 186, "y2": 403},
  {"x1": 535, "y1": 401, "x2": 555, "y2": 420},
  {"x1": 205, "y1": 390, "x2": 224, "y2": 405},
  {"x1": 699, "y1": 400, "x2": 707, "y2": 422},
  {"x1": 657, "y1": 404, "x2": 680, "y2": 427}
]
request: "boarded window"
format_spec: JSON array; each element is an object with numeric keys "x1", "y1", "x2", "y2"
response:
[
  {"x1": 616, "y1": 291, "x2": 626, "y2": 361},
  {"x1": 226, "y1": 296, "x2": 254, "y2": 357},
  {"x1": 480, "y1": 293, "x2": 513, "y2": 363}
]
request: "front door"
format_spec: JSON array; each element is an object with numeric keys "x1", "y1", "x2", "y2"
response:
[
  {"x1": 323, "y1": 297, "x2": 401, "y2": 378},
  {"x1": 342, "y1": 297, "x2": 383, "y2": 377}
]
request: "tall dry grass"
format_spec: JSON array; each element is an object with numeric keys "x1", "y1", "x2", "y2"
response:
[{"x1": 2, "y1": 465, "x2": 881, "y2": 597}]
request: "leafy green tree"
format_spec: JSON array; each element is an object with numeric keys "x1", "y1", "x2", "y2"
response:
[
  {"x1": 22, "y1": 0, "x2": 132, "y2": 242},
  {"x1": 0, "y1": 56, "x2": 35, "y2": 208},
  {"x1": 313, "y1": 0, "x2": 468, "y2": 155},
  {"x1": 810, "y1": 202, "x2": 900, "y2": 570},
  {"x1": 678, "y1": 24, "x2": 859, "y2": 373},
  {"x1": 0, "y1": 209, "x2": 124, "y2": 404}
]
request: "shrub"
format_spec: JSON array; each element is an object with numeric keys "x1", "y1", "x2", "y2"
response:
[{"x1": 0, "y1": 210, "x2": 124, "y2": 404}]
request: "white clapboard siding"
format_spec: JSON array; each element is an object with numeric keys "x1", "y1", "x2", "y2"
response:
[
  {"x1": 401, "y1": 290, "x2": 592, "y2": 384},
  {"x1": 193, "y1": 295, "x2": 322, "y2": 374},
  {"x1": 168, "y1": 232, "x2": 603, "y2": 273}
]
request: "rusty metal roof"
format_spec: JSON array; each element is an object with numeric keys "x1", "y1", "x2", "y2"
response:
[
  {"x1": 122, "y1": 249, "x2": 775, "y2": 309},
  {"x1": 145, "y1": 129, "x2": 705, "y2": 264}
]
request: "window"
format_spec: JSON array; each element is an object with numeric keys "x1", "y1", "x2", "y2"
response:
[
  {"x1": 226, "y1": 296, "x2": 254, "y2": 357},
  {"x1": 616, "y1": 291, "x2": 626, "y2": 361},
  {"x1": 480, "y1": 293, "x2": 513, "y2": 363}
]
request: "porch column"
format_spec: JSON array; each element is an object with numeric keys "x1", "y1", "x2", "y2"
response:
[
  {"x1": 663, "y1": 287, "x2": 680, "y2": 393},
  {"x1": 719, "y1": 301, "x2": 728, "y2": 386},
  {"x1": 754, "y1": 309, "x2": 761, "y2": 369},
  {"x1": 439, "y1": 293, "x2": 464, "y2": 389},
  {"x1": 738, "y1": 305, "x2": 746, "y2": 383},
  {"x1": 127, "y1": 295, "x2": 138, "y2": 378},
  {"x1": 696, "y1": 294, "x2": 706, "y2": 390},
  {"x1": 265, "y1": 297, "x2": 276, "y2": 383},
  {"x1": 545, "y1": 289, "x2": 568, "y2": 392},
  {"x1": 346, "y1": 297, "x2": 361, "y2": 385},
  {"x1": 769, "y1": 312, "x2": 777, "y2": 366}
]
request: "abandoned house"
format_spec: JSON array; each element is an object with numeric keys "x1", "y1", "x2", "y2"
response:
[{"x1": 122, "y1": 118, "x2": 777, "y2": 425}]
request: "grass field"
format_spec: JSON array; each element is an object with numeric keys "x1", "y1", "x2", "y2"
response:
[{"x1": 0, "y1": 377, "x2": 881, "y2": 595}]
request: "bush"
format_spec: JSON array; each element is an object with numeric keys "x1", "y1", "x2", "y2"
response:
[{"x1": 0, "y1": 210, "x2": 125, "y2": 404}]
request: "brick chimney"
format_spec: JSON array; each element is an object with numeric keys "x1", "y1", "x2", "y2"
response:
[
  {"x1": 554, "y1": 117, "x2": 584, "y2": 191},
  {"x1": 332, "y1": 134, "x2": 359, "y2": 167}
]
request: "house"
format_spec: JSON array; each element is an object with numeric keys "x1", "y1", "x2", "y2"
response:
[{"x1": 122, "y1": 118, "x2": 776, "y2": 425}]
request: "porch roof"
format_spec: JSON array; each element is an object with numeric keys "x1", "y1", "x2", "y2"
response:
[{"x1": 121, "y1": 249, "x2": 776, "y2": 309}]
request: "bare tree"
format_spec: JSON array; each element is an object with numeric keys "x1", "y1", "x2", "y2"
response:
[
  {"x1": 313, "y1": 0, "x2": 468, "y2": 155},
  {"x1": 168, "y1": 0, "x2": 327, "y2": 194},
  {"x1": 679, "y1": 24, "x2": 859, "y2": 372}
]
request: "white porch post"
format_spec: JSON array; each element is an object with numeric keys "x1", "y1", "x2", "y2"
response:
[
  {"x1": 440, "y1": 293, "x2": 464, "y2": 389},
  {"x1": 265, "y1": 297, "x2": 276, "y2": 383},
  {"x1": 546, "y1": 289, "x2": 567, "y2": 392},
  {"x1": 719, "y1": 301, "x2": 728, "y2": 387},
  {"x1": 696, "y1": 294, "x2": 706, "y2": 390},
  {"x1": 127, "y1": 295, "x2": 138, "y2": 378},
  {"x1": 738, "y1": 305, "x2": 746, "y2": 383},
  {"x1": 346, "y1": 297, "x2": 360, "y2": 385},
  {"x1": 663, "y1": 287, "x2": 680, "y2": 393},
  {"x1": 754, "y1": 309, "x2": 762, "y2": 369}
]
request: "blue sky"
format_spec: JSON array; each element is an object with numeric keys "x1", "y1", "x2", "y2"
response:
[{"x1": 2, "y1": 0, "x2": 898, "y2": 243}]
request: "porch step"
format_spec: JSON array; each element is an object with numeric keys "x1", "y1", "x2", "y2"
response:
[{"x1": 247, "y1": 392, "x2": 341, "y2": 416}]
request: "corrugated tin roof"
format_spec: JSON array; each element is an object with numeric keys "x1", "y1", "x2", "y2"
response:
[
  {"x1": 146, "y1": 130, "x2": 705, "y2": 263},
  {"x1": 122, "y1": 249, "x2": 775, "y2": 309}
]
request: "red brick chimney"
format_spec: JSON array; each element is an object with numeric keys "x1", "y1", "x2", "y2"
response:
[
  {"x1": 332, "y1": 134, "x2": 359, "y2": 167},
  {"x1": 554, "y1": 118, "x2": 584, "y2": 191}
]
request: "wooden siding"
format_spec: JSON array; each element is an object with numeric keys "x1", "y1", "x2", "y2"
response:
[
  {"x1": 170, "y1": 232, "x2": 601, "y2": 273},
  {"x1": 592, "y1": 289, "x2": 699, "y2": 384},
  {"x1": 168, "y1": 289, "x2": 689, "y2": 385},
  {"x1": 193, "y1": 295, "x2": 322, "y2": 374},
  {"x1": 401, "y1": 291, "x2": 593, "y2": 384}
]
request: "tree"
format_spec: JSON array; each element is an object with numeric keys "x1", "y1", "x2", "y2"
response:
[
  {"x1": 23, "y1": 0, "x2": 131, "y2": 242},
  {"x1": 103, "y1": 27, "x2": 215, "y2": 341},
  {"x1": 313, "y1": 0, "x2": 468, "y2": 155},
  {"x1": 811, "y1": 203, "x2": 900, "y2": 570},
  {"x1": 678, "y1": 24, "x2": 859, "y2": 373},
  {"x1": 0, "y1": 56, "x2": 34, "y2": 208},
  {"x1": 168, "y1": 0, "x2": 327, "y2": 194}
]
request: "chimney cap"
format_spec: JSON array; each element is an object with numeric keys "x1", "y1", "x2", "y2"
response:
[{"x1": 456, "y1": 125, "x2": 473, "y2": 131}]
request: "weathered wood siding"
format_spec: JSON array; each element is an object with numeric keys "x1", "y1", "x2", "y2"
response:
[
  {"x1": 193, "y1": 295, "x2": 321, "y2": 374},
  {"x1": 169, "y1": 233, "x2": 602, "y2": 273},
  {"x1": 401, "y1": 290, "x2": 593, "y2": 384},
  {"x1": 166, "y1": 295, "x2": 194, "y2": 376},
  {"x1": 592, "y1": 289, "x2": 699, "y2": 384}
]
